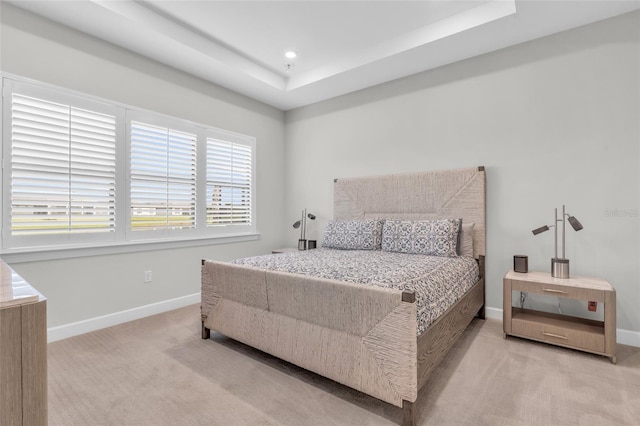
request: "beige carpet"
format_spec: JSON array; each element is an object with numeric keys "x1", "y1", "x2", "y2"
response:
[{"x1": 48, "y1": 304, "x2": 640, "y2": 425}]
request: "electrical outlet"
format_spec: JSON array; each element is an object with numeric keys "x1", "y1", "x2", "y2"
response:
[
  {"x1": 519, "y1": 292, "x2": 527, "y2": 308},
  {"x1": 144, "y1": 270, "x2": 152, "y2": 283}
]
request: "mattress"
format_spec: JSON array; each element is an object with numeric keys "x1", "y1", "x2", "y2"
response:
[{"x1": 231, "y1": 248, "x2": 479, "y2": 335}]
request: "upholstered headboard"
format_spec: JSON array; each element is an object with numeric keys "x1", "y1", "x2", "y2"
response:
[{"x1": 333, "y1": 166, "x2": 486, "y2": 258}]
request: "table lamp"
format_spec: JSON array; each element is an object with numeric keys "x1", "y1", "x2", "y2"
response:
[{"x1": 532, "y1": 204, "x2": 583, "y2": 278}]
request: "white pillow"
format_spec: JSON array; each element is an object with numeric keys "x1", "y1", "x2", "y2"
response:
[{"x1": 458, "y1": 222, "x2": 475, "y2": 257}]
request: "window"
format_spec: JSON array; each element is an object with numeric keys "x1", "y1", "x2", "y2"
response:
[
  {"x1": 130, "y1": 121, "x2": 197, "y2": 232},
  {"x1": 206, "y1": 138, "x2": 253, "y2": 226},
  {"x1": 3, "y1": 80, "x2": 121, "y2": 249},
  {"x1": 11, "y1": 93, "x2": 117, "y2": 236},
  {"x1": 2, "y1": 76, "x2": 257, "y2": 256}
]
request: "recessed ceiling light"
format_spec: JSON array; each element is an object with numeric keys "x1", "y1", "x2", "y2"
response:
[{"x1": 284, "y1": 50, "x2": 298, "y2": 59}]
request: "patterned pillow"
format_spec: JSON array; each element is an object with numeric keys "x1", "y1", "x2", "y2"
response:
[
  {"x1": 382, "y1": 219, "x2": 461, "y2": 257},
  {"x1": 322, "y1": 219, "x2": 384, "y2": 250}
]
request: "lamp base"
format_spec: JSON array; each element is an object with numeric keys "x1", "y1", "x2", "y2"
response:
[
  {"x1": 298, "y1": 239, "x2": 307, "y2": 251},
  {"x1": 551, "y1": 258, "x2": 569, "y2": 279}
]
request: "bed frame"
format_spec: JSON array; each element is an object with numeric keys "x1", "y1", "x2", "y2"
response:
[{"x1": 201, "y1": 166, "x2": 486, "y2": 425}]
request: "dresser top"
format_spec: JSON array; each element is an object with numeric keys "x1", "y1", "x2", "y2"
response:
[{"x1": 0, "y1": 260, "x2": 42, "y2": 308}]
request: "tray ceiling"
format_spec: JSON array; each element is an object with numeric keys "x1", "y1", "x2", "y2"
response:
[{"x1": 7, "y1": 0, "x2": 640, "y2": 110}]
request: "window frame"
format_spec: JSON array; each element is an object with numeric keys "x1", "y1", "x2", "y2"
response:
[
  {"x1": 203, "y1": 128, "x2": 256, "y2": 235},
  {"x1": 1, "y1": 74, "x2": 258, "y2": 262},
  {"x1": 2, "y1": 78, "x2": 126, "y2": 250},
  {"x1": 126, "y1": 111, "x2": 200, "y2": 241}
]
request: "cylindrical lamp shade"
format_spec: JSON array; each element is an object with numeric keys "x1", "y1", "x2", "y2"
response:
[{"x1": 551, "y1": 258, "x2": 569, "y2": 279}]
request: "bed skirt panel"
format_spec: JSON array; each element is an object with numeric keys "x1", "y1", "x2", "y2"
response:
[
  {"x1": 416, "y1": 277, "x2": 484, "y2": 389},
  {"x1": 202, "y1": 260, "x2": 418, "y2": 406}
]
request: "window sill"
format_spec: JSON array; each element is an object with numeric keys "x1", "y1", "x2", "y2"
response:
[{"x1": 0, "y1": 232, "x2": 260, "y2": 264}]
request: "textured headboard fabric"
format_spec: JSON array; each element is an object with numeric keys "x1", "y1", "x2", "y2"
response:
[{"x1": 333, "y1": 166, "x2": 486, "y2": 258}]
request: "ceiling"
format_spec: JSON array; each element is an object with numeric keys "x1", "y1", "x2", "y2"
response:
[{"x1": 8, "y1": 0, "x2": 640, "y2": 110}]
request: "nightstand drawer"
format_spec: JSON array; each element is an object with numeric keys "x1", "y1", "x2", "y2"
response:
[
  {"x1": 510, "y1": 279, "x2": 604, "y2": 302},
  {"x1": 511, "y1": 308, "x2": 605, "y2": 353}
]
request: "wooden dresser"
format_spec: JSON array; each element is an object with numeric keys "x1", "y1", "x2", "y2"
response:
[{"x1": 0, "y1": 260, "x2": 47, "y2": 426}]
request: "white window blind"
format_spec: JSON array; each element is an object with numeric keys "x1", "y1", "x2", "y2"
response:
[
  {"x1": 10, "y1": 93, "x2": 116, "y2": 236},
  {"x1": 206, "y1": 138, "x2": 252, "y2": 226},
  {"x1": 130, "y1": 121, "x2": 197, "y2": 231},
  {"x1": 3, "y1": 76, "x2": 257, "y2": 257}
]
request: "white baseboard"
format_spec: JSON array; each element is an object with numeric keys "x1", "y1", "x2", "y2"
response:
[
  {"x1": 47, "y1": 293, "x2": 201, "y2": 343},
  {"x1": 617, "y1": 328, "x2": 640, "y2": 348},
  {"x1": 47, "y1": 297, "x2": 640, "y2": 349},
  {"x1": 485, "y1": 306, "x2": 503, "y2": 321},
  {"x1": 482, "y1": 306, "x2": 639, "y2": 348}
]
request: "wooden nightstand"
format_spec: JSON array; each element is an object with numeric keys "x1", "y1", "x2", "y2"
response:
[
  {"x1": 503, "y1": 270, "x2": 616, "y2": 364},
  {"x1": 271, "y1": 247, "x2": 299, "y2": 254}
]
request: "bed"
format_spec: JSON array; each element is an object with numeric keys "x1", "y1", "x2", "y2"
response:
[{"x1": 201, "y1": 166, "x2": 486, "y2": 425}]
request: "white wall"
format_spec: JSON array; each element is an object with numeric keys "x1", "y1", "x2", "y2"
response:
[
  {"x1": 0, "y1": 4, "x2": 286, "y2": 329},
  {"x1": 2, "y1": 4, "x2": 639, "y2": 344},
  {"x1": 285, "y1": 12, "x2": 640, "y2": 339}
]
